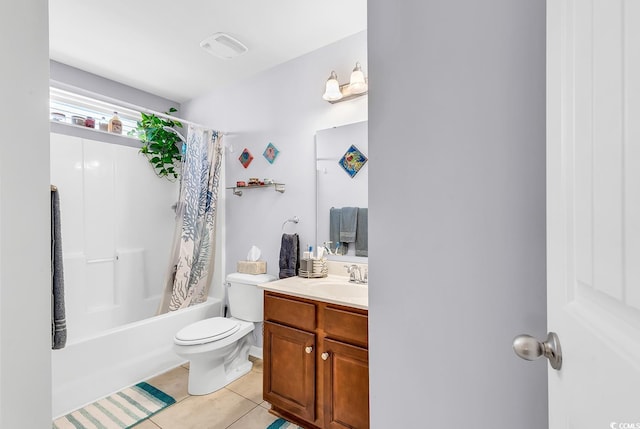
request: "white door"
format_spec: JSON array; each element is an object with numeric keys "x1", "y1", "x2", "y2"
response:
[{"x1": 547, "y1": 0, "x2": 640, "y2": 427}]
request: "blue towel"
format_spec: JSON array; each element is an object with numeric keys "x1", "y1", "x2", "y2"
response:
[
  {"x1": 340, "y1": 207, "x2": 359, "y2": 243},
  {"x1": 279, "y1": 233, "x2": 299, "y2": 279},
  {"x1": 355, "y1": 208, "x2": 368, "y2": 257}
]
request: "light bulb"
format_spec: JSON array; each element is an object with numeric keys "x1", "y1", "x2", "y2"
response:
[
  {"x1": 349, "y1": 62, "x2": 367, "y2": 94},
  {"x1": 322, "y1": 71, "x2": 343, "y2": 101}
]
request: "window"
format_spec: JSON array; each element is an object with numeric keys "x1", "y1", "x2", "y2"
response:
[{"x1": 49, "y1": 87, "x2": 140, "y2": 136}]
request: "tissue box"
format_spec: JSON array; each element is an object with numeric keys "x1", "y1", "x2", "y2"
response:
[{"x1": 237, "y1": 260, "x2": 267, "y2": 274}]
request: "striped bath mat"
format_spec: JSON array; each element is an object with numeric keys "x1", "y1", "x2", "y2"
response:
[
  {"x1": 267, "y1": 418, "x2": 305, "y2": 429},
  {"x1": 52, "y1": 382, "x2": 175, "y2": 429}
]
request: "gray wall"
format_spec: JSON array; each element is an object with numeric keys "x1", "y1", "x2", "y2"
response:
[
  {"x1": 368, "y1": 1, "x2": 548, "y2": 428},
  {"x1": 182, "y1": 31, "x2": 368, "y2": 281},
  {"x1": 0, "y1": 0, "x2": 52, "y2": 426}
]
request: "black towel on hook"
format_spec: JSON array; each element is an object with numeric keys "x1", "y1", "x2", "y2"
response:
[{"x1": 279, "y1": 233, "x2": 299, "y2": 279}]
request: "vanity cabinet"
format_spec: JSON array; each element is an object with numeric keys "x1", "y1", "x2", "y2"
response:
[{"x1": 263, "y1": 291, "x2": 369, "y2": 429}]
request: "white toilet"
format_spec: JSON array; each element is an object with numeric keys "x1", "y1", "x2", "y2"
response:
[{"x1": 173, "y1": 272, "x2": 275, "y2": 395}]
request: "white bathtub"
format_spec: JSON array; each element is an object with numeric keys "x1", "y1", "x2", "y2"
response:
[{"x1": 52, "y1": 297, "x2": 221, "y2": 418}]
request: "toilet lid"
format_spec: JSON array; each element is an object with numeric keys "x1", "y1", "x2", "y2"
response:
[{"x1": 174, "y1": 318, "x2": 240, "y2": 345}]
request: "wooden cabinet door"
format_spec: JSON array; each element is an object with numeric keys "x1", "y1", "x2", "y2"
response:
[
  {"x1": 263, "y1": 321, "x2": 316, "y2": 422},
  {"x1": 322, "y1": 339, "x2": 369, "y2": 429}
]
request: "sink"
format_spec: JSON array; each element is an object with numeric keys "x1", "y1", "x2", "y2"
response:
[
  {"x1": 261, "y1": 274, "x2": 369, "y2": 309},
  {"x1": 309, "y1": 279, "x2": 368, "y2": 299}
]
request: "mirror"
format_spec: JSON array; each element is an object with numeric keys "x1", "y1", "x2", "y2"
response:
[{"x1": 316, "y1": 121, "x2": 368, "y2": 262}]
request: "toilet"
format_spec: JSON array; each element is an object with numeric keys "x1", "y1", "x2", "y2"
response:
[{"x1": 173, "y1": 272, "x2": 276, "y2": 395}]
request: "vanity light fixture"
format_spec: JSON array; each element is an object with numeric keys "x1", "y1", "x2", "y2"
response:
[{"x1": 322, "y1": 62, "x2": 368, "y2": 104}]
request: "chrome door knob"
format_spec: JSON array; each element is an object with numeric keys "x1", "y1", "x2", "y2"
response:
[
  {"x1": 513, "y1": 332, "x2": 562, "y2": 370},
  {"x1": 305, "y1": 346, "x2": 313, "y2": 354}
]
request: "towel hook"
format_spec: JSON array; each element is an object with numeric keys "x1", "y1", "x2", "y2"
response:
[{"x1": 282, "y1": 216, "x2": 300, "y2": 231}]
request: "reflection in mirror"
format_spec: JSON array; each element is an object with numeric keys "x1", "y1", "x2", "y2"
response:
[{"x1": 316, "y1": 121, "x2": 368, "y2": 262}]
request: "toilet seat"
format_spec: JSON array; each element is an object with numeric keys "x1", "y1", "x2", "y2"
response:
[{"x1": 174, "y1": 318, "x2": 241, "y2": 346}]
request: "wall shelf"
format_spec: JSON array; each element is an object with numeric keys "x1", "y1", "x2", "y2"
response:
[{"x1": 227, "y1": 183, "x2": 285, "y2": 197}]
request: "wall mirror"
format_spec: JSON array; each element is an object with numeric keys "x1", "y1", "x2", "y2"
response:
[{"x1": 316, "y1": 121, "x2": 368, "y2": 262}]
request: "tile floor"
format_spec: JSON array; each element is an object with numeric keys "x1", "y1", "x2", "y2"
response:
[{"x1": 136, "y1": 357, "x2": 279, "y2": 429}]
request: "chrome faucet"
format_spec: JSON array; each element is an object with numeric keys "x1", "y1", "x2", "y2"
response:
[
  {"x1": 345, "y1": 264, "x2": 358, "y2": 282},
  {"x1": 344, "y1": 264, "x2": 367, "y2": 284}
]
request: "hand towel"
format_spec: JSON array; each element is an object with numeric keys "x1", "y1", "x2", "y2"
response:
[
  {"x1": 355, "y1": 208, "x2": 368, "y2": 257},
  {"x1": 340, "y1": 207, "x2": 359, "y2": 243},
  {"x1": 51, "y1": 188, "x2": 67, "y2": 350},
  {"x1": 279, "y1": 233, "x2": 299, "y2": 279}
]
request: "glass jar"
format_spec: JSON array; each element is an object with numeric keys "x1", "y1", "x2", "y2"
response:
[{"x1": 99, "y1": 117, "x2": 108, "y2": 131}]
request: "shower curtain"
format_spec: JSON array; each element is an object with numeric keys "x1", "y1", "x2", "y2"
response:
[{"x1": 158, "y1": 125, "x2": 223, "y2": 313}]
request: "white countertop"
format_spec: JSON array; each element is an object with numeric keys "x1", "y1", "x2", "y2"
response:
[{"x1": 259, "y1": 274, "x2": 368, "y2": 310}]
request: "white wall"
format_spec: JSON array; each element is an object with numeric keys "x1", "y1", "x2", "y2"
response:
[
  {"x1": 50, "y1": 133, "x2": 179, "y2": 341},
  {"x1": 0, "y1": 0, "x2": 51, "y2": 426},
  {"x1": 182, "y1": 31, "x2": 368, "y2": 280},
  {"x1": 368, "y1": 1, "x2": 547, "y2": 428}
]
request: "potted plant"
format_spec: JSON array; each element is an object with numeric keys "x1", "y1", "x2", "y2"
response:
[{"x1": 133, "y1": 107, "x2": 184, "y2": 180}]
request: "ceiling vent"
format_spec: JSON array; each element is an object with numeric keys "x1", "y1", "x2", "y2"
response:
[{"x1": 200, "y1": 33, "x2": 248, "y2": 59}]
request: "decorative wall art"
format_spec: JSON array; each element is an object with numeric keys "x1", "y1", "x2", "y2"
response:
[
  {"x1": 338, "y1": 144, "x2": 368, "y2": 178},
  {"x1": 263, "y1": 142, "x2": 280, "y2": 164},
  {"x1": 239, "y1": 148, "x2": 254, "y2": 168}
]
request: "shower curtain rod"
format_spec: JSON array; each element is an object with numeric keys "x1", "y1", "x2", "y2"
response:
[{"x1": 50, "y1": 80, "x2": 228, "y2": 135}]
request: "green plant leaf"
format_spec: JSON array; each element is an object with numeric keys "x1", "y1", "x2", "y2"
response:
[{"x1": 133, "y1": 108, "x2": 183, "y2": 180}]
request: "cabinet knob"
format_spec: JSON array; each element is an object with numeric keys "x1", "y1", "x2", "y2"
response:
[
  {"x1": 305, "y1": 346, "x2": 313, "y2": 354},
  {"x1": 321, "y1": 352, "x2": 330, "y2": 361}
]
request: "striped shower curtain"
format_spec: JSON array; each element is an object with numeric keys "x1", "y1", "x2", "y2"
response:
[{"x1": 158, "y1": 125, "x2": 223, "y2": 313}]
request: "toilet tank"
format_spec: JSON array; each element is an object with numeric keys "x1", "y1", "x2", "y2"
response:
[{"x1": 226, "y1": 272, "x2": 276, "y2": 322}]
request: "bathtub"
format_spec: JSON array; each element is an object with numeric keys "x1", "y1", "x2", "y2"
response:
[{"x1": 51, "y1": 297, "x2": 221, "y2": 418}]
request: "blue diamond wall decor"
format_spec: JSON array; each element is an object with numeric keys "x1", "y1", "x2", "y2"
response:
[
  {"x1": 263, "y1": 142, "x2": 280, "y2": 164},
  {"x1": 338, "y1": 144, "x2": 368, "y2": 178}
]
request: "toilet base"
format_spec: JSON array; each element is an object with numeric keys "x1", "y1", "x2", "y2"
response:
[
  {"x1": 184, "y1": 331, "x2": 255, "y2": 395},
  {"x1": 187, "y1": 358, "x2": 253, "y2": 395}
]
